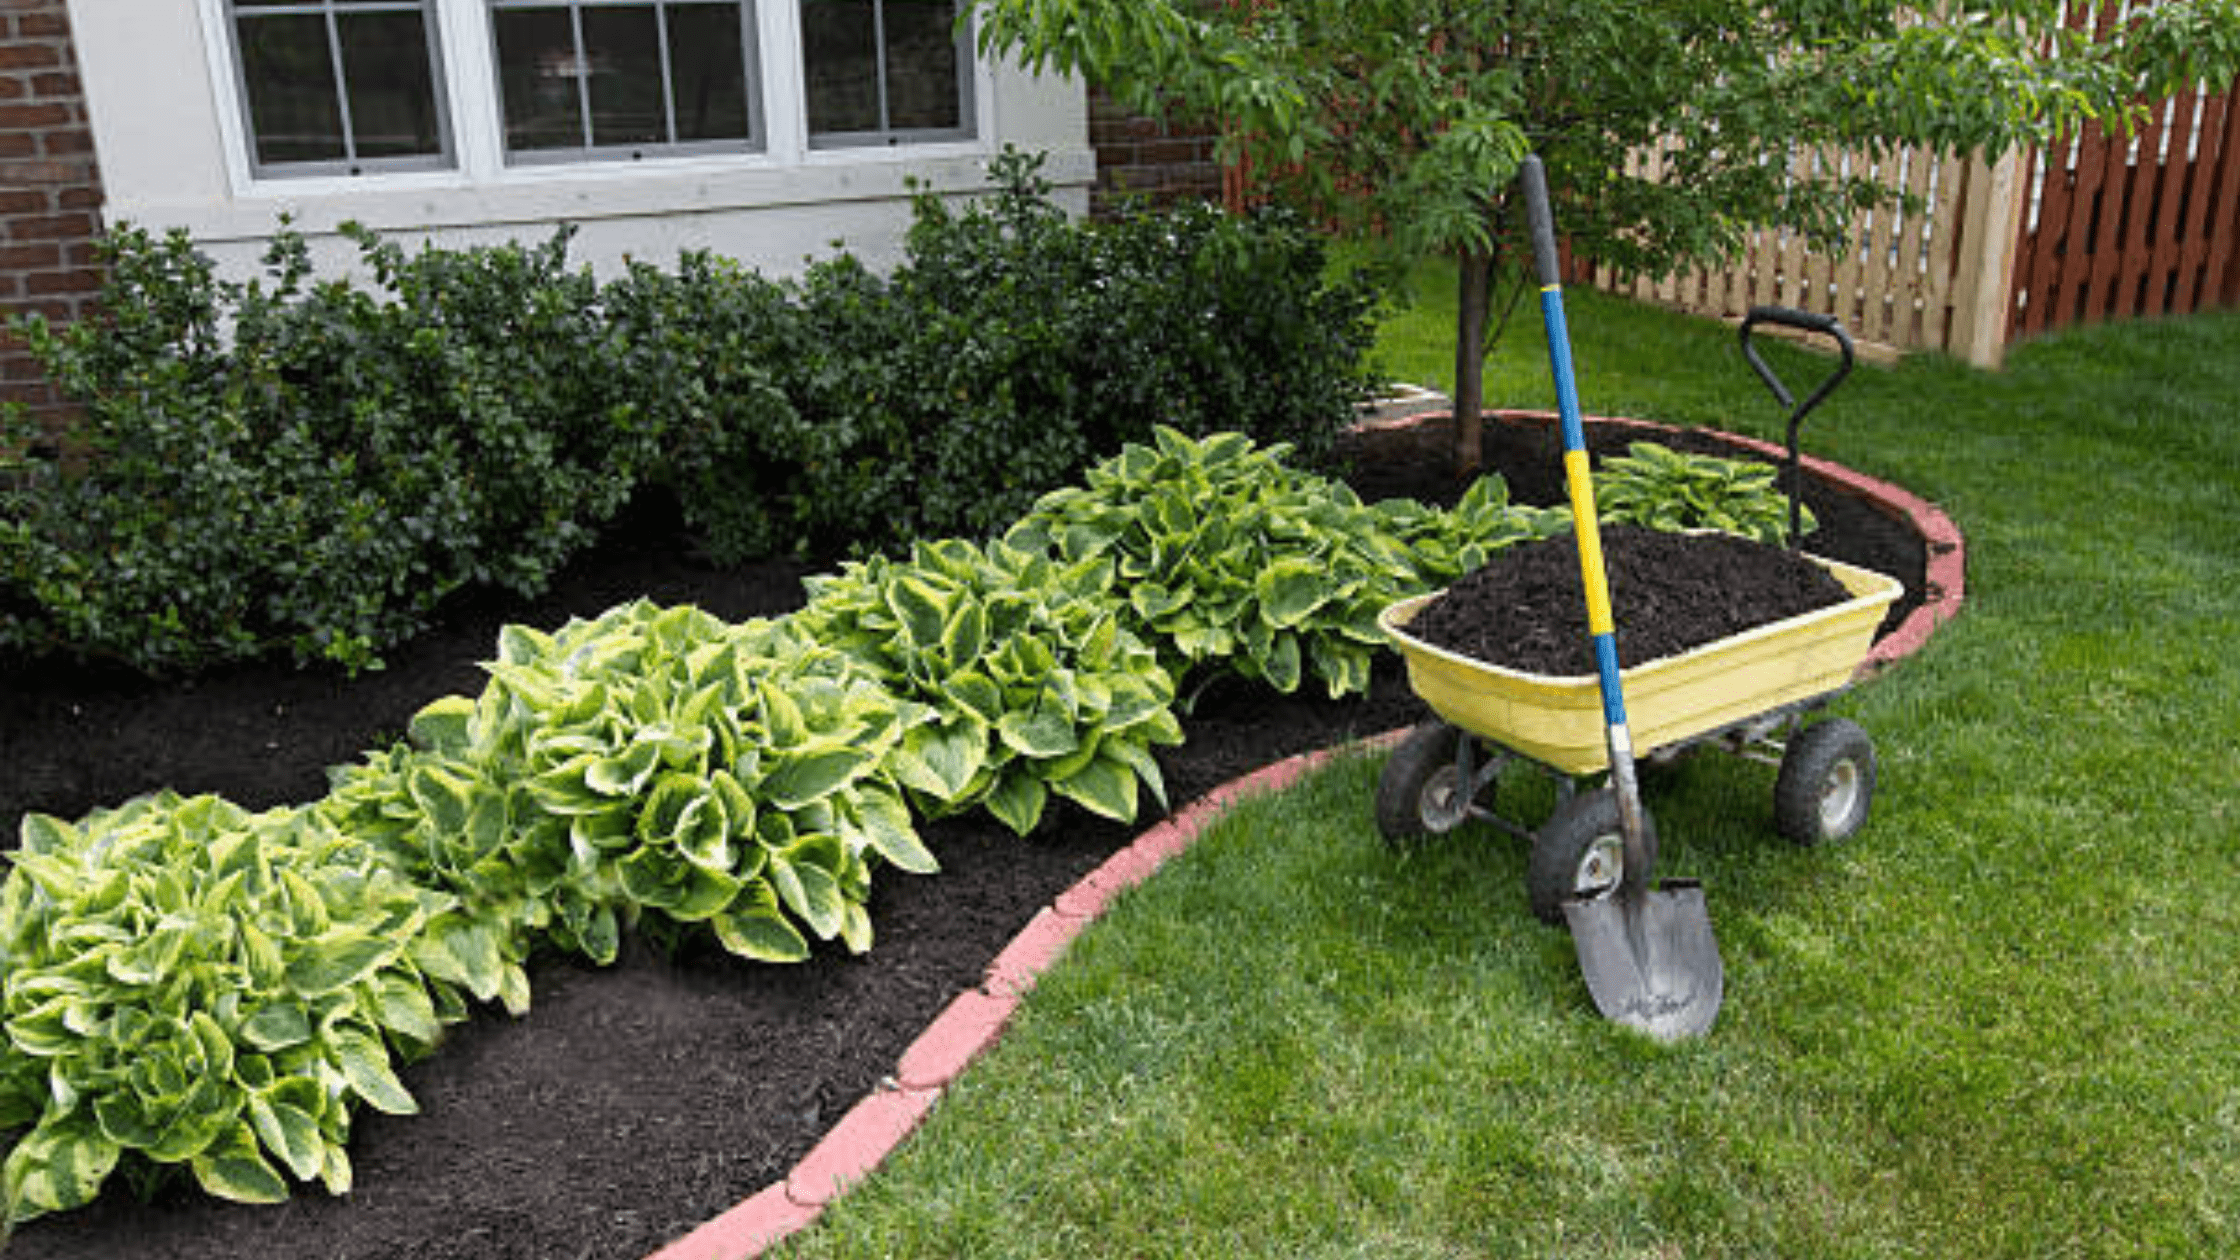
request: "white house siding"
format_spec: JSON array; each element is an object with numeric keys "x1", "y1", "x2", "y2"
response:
[{"x1": 62, "y1": 0, "x2": 1092, "y2": 284}]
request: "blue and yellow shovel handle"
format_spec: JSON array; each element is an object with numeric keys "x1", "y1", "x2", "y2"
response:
[
  {"x1": 1520, "y1": 154, "x2": 1650, "y2": 871},
  {"x1": 1521, "y1": 156, "x2": 1627, "y2": 735},
  {"x1": 1519, "y1": 156, "x2": 1724, "y2": 1040}
]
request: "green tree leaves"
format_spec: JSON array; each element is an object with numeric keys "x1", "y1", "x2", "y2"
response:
[{"x1": 973, "y1": 0, "x2": 2240, "y2": 471}]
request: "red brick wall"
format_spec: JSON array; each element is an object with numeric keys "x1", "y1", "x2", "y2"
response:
[
  {"x1": 1085, "y1": 86, "x2": 1229, "y2": 218},
  {"x1": 0, "y1": 0, "x2": 103, "y2": 432}
]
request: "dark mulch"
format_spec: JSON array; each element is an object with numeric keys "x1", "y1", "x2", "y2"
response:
[
  {"x1": 0, "y1": 414, "x2": 1926, "y2": 1260},
  {"x1": 1405, "y1": 525, "x2": 1853, "y2": 675},
  {"x1": 1338, "y1": 413, "x2": 1928, "y2": 642}
]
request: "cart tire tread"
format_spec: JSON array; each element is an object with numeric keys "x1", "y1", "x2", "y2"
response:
[
  {"x1": 1528, "y1": 789, "x2": 1656, "y2": 925},
  {"x1": 1774, "y1": 718, "x2": 1876, "y2": 846},
  {"x1": 1376, "y1": 722, "x2": 1470, "y2": 848}
]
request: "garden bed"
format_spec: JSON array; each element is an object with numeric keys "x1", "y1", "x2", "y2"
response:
[{"x1": 0, "y1": 415, "x2": 1928, "y2": 1260}]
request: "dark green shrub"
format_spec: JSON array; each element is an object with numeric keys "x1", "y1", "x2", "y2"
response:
[
  {"x1": 0, "y1": 151, "x2": 1381, "y2": 672},
  {"x1": 597, "y1": 252, "x2": 808, "y2": 563},
  {"x1": 875, "y1": 154, "x2": 1098, "y2": 544},
  {"x1": 617, "y1": 250, "x2": 926, "y2": 563},
  {"x1": 658, "y1": 150, "x2": 1381, "y2": 562},
  {"x1": 883, "y1": 150, "x2": 1381, "y2": 544},
  {"x1": 329, "y1": 224, "x2": 656, "y2": 595},
  {"x1": 0, "y1": 223, "x2": 646, "y2": 676},
  {"x1": 1068, "y1": 193, "x2": 1381, "y2": 466}
]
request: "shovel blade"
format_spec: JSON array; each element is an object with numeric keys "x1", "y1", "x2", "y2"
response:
[{"x1": 1562, "y1": 880, "x2": 1724, "y2": 1041}]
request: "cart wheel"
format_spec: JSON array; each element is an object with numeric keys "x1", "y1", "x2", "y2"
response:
[
  {"x1": 1527, "y1": 789, "x2": 1657, "y2": 925},
  {"x1": 1774, "y1": 718, "x2": 1876, "y2": 845},
  {"x1": 1376, "y1": 722, "x2": 1476, "y2": 848}
]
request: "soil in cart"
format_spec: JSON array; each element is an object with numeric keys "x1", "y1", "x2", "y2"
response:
[
  {"x1": 1403, "y1": 524, "x2": 1854, "y2": 675},
  {"x1": 1338, "y1": 413, "x2": 1928, "y2": 641}
]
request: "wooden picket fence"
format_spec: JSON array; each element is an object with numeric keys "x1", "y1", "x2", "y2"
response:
[
  {"x1": 1565, "y1": 143, "x2": 2029, "y2": 367},
  {"x1": 1568, "y1": 13, "x2": 2240, "y2": 366},
  {"x1": 2012, "y1": 80, "x2": 2240, "y2": 338}
]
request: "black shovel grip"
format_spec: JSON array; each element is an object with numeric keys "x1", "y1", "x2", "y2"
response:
[{"x1": 1521, "y1": 155, "x2": 1563, "y2": 289}]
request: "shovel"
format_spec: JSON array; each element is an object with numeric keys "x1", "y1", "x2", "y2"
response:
[{"x1": 1517, "y1": 154, "x2": 1724, "y2": 1041}]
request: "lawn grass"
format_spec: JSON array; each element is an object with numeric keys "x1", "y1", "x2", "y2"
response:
[{"x1": 773, "y1": 265, "x2": 2240, "y2": 1258}]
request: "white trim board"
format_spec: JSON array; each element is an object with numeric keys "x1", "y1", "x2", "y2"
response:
[{"x1": 69, "y1": 0, "x2": 1089, "y2": 278}]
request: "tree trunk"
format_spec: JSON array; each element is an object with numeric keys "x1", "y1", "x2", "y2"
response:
[{"x1": 1452, "y1": 248, "x2": 1492, "y2": 477}]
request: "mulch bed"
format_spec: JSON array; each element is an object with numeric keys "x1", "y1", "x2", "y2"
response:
[{"x1": 0, "y1": 414, "x2": 1926, "y2": 1260}]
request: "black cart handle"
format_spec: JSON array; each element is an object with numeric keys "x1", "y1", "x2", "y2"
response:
[
  {"x1": 1738, "y1": 305, "x2": 1854, "y2": 416},
  {"x1": 1737, "y1": 305, "x2": 1856, "y2": 549}
]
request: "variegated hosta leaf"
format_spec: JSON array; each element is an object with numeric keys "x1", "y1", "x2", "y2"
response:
[
  {"x1": 795, "y1": 536, "x2": 1179, "y2": 836},
  {"x1": 1005, "y1": 426, "x2": 1561, "y2": 703},
  {"x1": 1594, "y1": 441, "x2": 1813, "y2": 547},
  {"x1": 325, "y1": 599, "x2": 936, "y2": 979},
  {"x1": 0, "y1": 796, "x2": 462, "y2": 1224}
]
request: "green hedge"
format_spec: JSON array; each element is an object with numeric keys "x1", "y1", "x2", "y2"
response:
[
  {"x1": 0, "y1": 224, "x2": 655, "y2": 675},
  {"x1": 0, "y1": 152, "x2": 1380, "y2": 677},
  {"x1": 641, "y1": 149, "x2": 1382, "y2": 561}
]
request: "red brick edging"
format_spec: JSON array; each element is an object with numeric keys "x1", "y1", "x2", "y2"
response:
[
  {"x1": 645, "y1": 416, "x2": 1961, "y2": 1258},
  {"x1": 645, "y1": 733, "x2": 1408, "y2": 1260}
]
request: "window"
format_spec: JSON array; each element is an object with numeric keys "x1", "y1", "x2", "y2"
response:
[
  {"x1": 490, "y1": 1, "x2": 761, "y2": 162},
  {"x1": 801, "y1": 0, "x2": 972, "y2": 147},
  {"x1": 227, "y1": 0, "x2": 451, "y2": 175},
  {"x1": 220, "y1": 0, "x2": 978, "y2": 177}
]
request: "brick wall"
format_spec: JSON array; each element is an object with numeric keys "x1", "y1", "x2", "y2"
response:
[
  {"x1": 1085, "y1": 86, "x2": 1229, "y2": 218},
  {"x1": 0, "y1": 0, "x2": 102, "y2": 433}
]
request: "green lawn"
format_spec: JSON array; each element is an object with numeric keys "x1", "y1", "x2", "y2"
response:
[{"x1": 772, "y1": 268, "x2": 2240, "y2": 1258}]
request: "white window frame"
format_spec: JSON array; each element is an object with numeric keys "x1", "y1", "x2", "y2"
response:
[
  {"x1": 222, "y1": 0, "x2": 458, "y2": 179},
  {"x1": 486, "y1": 0, "x2": 768, "y2": 165},
  {"x1": 801, "y1": 0, "x2": 977, "y2": 150},
  {"x1": 195, "y1": 0, "x2": 995, "y2": 199}
]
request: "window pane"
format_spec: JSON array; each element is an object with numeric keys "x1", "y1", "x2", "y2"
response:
[
  {"x1": 581, "y1": 6, "x2": 665, "y2": 147},
  {"x1": 337, "y1": 11, "x2": 443, "y2": 158},
  {"x1": 494, "y1": 7, "x2": 585, "y2": 151},
  {"x1": 801, "y1": 0, "x2": 879, "y2": 135},
  {"x1": 237, "y1": 13, "x2": 346, "y2": 164},
  {"x1": 880, "y1": 0, "x2": 959, "y2": 132},
  {"x1": 668, "y1": 4, "x2": 749, "y2": 142}
]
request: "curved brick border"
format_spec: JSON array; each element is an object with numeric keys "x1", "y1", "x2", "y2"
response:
[
  {"x1": 646, "y1": 732, "x2": 1408, "y2": 1260},
  {"x1": 646, "y1": 416, "x2": 1962, "y2": 1258}
]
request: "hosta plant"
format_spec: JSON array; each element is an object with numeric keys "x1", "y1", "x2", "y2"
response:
[
  {"x1": 1594, "y1": 441, "x2": 1815, "y2": 546},
  {"x1": 793, "y1": 537, "x2": 1182, "y2": 836},
  {"x1": 1004, "y1": 427, "x2": 1567, "y2": 702},
  {"x1": 0, "y1": 794, "x2": 465, "y2": 1224},
  {"x1": 1376, "y1": 469, "x2": 1574, "y2": 590},
  {"x1": 321, "y1": 601, "x2": 936, "y2": 971}
]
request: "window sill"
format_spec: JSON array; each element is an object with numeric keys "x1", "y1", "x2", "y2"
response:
[{"x1": 108, "y1": 143, "x2": 1097, "y2": 244}]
